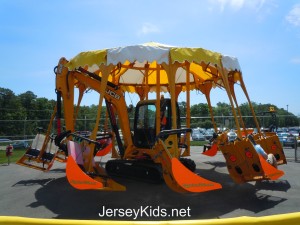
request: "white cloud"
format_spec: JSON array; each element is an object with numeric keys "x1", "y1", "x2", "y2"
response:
[
  {"x1": 211, "y1": 0, "x2": 269, "y2": 12},
  {"x1": 227, "y1": 0, "x2": 244, "y2": 11},
  {"x1": 137, "y1": 23, "x2": 160, "y2": 36},
  {"x1": 290, "y1": 57, "x2": 300, "y2": 64},
  {"x1": 286, "y1": 4, "x2": 300, "y2": 27}
]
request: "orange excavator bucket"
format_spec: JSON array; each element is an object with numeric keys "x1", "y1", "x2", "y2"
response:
[
  {"x1": 95, "y1": 142, "x2": 112, "y2": 157},
  {"x1": 66, "y1": 141, "x2": 125, "y2": 191},
  {"x1": 155, "y1": 139, "x2": 222, "y2": 193},
  {"x1": 258, "y1": 155, "x2": 284, "y2": 180},
  {"x1": 171, "y1": 158, "x2": 222, "y2": 193},
  {"x1": 202, "y1": 144, "x2": 218, "y2": 157},
  {"x1": 66, "y1": 156, "x2": 104, "y2": 190}
]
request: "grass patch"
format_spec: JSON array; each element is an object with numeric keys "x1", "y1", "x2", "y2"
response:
[
  {"x1": 0, "y1": 149, "x2": 26, "y2": 164},
  {"x1": 0, "y1": 142, "x2": 207, "y2": 164},
  {"x1": 190, "y1": 141, "x2": 208, "y2": 146}
]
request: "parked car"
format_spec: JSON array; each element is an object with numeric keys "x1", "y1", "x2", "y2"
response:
[
  {"x1": 0, "y1": 138, "x2": 11, "y2": 143},
  {"x1": 12, "y1": 140, "x2": 30, "y2": 149},
  {"x1": 277, "y1": 132, "x2": 296, "y2": 148},
  {"x1": 191, "y1": 129, "x2": 205, "y2": 141},
  {"x1": 0, "y1": 139, "x2": 12, "y2": 148},
  {"x1": 227, "y1": 131, "x2": 237, "y2": 142},
  {"x1": 289, "y1": 130, "x2": 300, "y2": 144},
  {"x1": 204, "y1": 130, "x2": 214, "y2": 141}
]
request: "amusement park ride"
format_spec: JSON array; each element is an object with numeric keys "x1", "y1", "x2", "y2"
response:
[{"x1": 17, "y1": 42, "x2": 286, "y2": 193}]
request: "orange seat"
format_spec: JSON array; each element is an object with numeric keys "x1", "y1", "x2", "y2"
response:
[
  {"x1": 218, "y1": 138, "x2": 284, "y2": 183},
  {"x1": 255, "y1": 134, "x2": 287, "y2": 165},
  {"x1": 16, "y1": 134, "x2": 58, "y2": 171}
]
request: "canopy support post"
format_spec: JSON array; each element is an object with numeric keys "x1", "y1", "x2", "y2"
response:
[
  {"x1": 156, "y1": 64, "x2": 161, "y2": 135},
  {"x1": 219, "y1": 59, "x2": 242, "y2": 139},
  {"x1": 181, "y1": 61, "x2": 191, "y2": 156}
]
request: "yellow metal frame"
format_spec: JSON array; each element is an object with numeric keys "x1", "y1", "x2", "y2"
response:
[
  {"x1": 16, "y1": 43, "x2": 287, "y2": 193},
  {"x1": 1, "y1": 212, "x2": 300, "y2": 225}
]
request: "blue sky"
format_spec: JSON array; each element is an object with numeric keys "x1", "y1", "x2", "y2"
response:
[{"x1": 0, "y1": 0, "x2": 300, "y2": 115}]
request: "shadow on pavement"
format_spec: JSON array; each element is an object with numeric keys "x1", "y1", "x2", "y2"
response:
[
  {"x1": 24, "y1": 162, "x2": 289, "y2": 221},
  {"x1": 12, "y1": 178, "x2": 55, "y2": 187}
]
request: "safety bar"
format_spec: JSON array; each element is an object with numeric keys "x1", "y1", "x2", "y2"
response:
[
  {"x1": 96, "y1": 132, "x2": 113, "y2": 141},
  {"x1": 66, "y1": 132, "x2": 105, "y2": 149},
  {"x1": 156, "y1": 128, "x2": 192, "y2": 142}
]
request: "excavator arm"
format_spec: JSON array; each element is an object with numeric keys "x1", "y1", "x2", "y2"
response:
[
  {"x1": 17, "y1": 58, "x2": 222, "y2": 193},
  {"x1": 56, "y1": 59, "x2": 222, "y2": 193},
  {"x1": 55, "y1": 63, "x2": 133, "y2": 152}
]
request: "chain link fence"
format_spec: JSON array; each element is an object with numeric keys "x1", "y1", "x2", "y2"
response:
[
  {"x1": 283, "y1": 140, "x2": 299, "y2": 162},
  {"x1": 0, "y1": 117, "x2": 299, "y2": 162},
  {"x1": 0, "y1": 117, "x2": 134, "y2": 140}
]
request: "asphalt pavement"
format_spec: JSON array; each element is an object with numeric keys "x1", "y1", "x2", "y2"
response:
[{"x1": 0, "y1": 146, "x2": 299, "y2": 221}]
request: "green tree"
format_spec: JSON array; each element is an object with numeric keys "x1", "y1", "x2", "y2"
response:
[
  {"x1": 0, "y1": 88, "x2": 26, "y2": 137},
  {"x1": 1, "y1": 86, "x2": 299, "y2": 139},
  {"x1": 190, "y1": 103, "x2": 211, "y2": 128}
]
